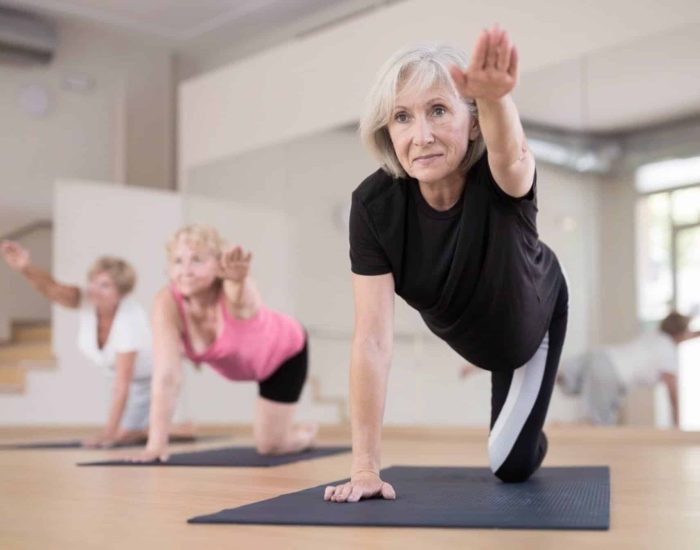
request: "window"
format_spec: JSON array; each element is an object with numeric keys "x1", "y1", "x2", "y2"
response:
[{"x1": 636, "y1": 156, "x2": 700, "y2": 429}]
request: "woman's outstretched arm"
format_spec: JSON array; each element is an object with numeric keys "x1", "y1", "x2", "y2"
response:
[
  {"x1": 449, "y1": 25, "x2": 535, "y2": 198},
  {"x1": 1, "y1": 240, "x2": 80, "y2": 308}
]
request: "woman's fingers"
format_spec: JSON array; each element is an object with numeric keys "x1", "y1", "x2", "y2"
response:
[
  {"x1": 323, "y1": 478, "x2": 396, "y2": 503},
  {"x1": 448, "y1": 64, "x2": 467, "y2": 94},
  {"x1": 508, "y1": 44, "x2": 519, "y2": 79},
  {"x1": 471, "y1": 29, "x2": 489, "y2": 70},
  {"x1": 381, "y1": 482, "x2": 396, "y2": 500},
  {"x1": 333, "y1": 483, "x2": 352, "y2": 502},
  {"x1": 496, "y1": 32, "x2": 512, "y2": 72},
  {"x1": 485, "y1": 27, "x2": 500, "y2": 69},
  {"x1": 347, "y1": 484, "x2": 365, "y2": 503}
]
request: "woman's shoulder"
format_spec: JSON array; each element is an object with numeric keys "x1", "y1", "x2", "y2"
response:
[{"x1": 353, "y1": 167, "x2": 403, "y2": 205}]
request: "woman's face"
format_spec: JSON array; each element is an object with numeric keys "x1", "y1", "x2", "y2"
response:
[
  {"x1": 387, "y1": 82, "x2": 477, "y2": 185},
  {"x1": 169, "y1": 238, "x2": 220, "y2": 297},
  {"x1": 86, "y1": 271, "x2": 121, "y2": 310}
]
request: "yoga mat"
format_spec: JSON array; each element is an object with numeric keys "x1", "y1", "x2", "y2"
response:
[
  {"x1": 79, "y1": 445, "x2": 351, "y2": 467},
  {"x1": 189, "y1": 465, "x2": 610, "y2": 530},
  {"x1": 0, "y1": 434, "x2": 217, "y2": 450}
]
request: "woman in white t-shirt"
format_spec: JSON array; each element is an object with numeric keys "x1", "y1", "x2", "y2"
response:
[
  {"x1": 1, "y1": 240, "x2": 168, "y2": 447},
  {"x1": 557, "y1": 312, "x2": 700, "y2": 426}
]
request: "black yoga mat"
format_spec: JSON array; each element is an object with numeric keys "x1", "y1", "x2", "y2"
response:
[
  {"x1": 189, "y1": 465, "x2": 610, "y2": 530},
  {"x1": 79, "y1": 445, "x2": 351, "y2": 467},
  {"x1": 0, "y1": 435, "x2": 216, "y2": 450}
]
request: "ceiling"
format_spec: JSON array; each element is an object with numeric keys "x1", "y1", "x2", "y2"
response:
[
  {"x1": 3, "y1": 0, "x2": 700, "y2": 132},
  {"x1": 4, "y1": 0, "x2": 389, "y2": 41}
]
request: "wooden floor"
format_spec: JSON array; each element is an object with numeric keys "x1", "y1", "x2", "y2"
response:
[{"x1": 1, "y1": 425, "x2": 699, "y2": 549}]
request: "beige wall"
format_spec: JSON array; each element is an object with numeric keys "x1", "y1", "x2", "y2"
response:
[
  {"x1": 0, "y1": 228, "x2": 52, "y2": 342},
  {"x1": 0, "y1": 17, "x2": 174, "y2": 236},
  {"x1": 0, "y1": 17, "x2": 175, "y2": 340},
  {"x1": 0, "y1": 181, "x2": 337, "y2": 426},
  {"x1": 178, "y1": 0, "x2": 698, "y2": 183},
  {"x1": 598, "y1": 171, "x2": 640, "y2": 344}
]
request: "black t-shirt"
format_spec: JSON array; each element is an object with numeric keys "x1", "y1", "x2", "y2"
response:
[{"x1": 349, "y1": 152, "x2": 564, "y2": 371}]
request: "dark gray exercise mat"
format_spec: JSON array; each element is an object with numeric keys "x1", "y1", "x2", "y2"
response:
[
  {"x1": 0, "y1": 435, "x2": 217, "y2": 450},
  {"x1": 79, "y1": 445, "x2": 351, "y2": 467},
  {"x1": 188, "y1": 465, "x2": 610, "y2": 530}
]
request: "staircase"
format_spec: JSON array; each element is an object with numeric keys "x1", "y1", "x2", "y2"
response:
[{"x1": 0, "y1": 321, "x2": 55, "y2": 393}]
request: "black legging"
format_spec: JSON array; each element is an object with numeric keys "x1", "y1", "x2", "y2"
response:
[{"x1": 488, "y1": 279, "x2": 569, "y2": 482}]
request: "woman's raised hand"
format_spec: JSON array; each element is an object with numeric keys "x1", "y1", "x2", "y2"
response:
[
  {"x1": 0, "y1": 240, "x2": 31, "y2": 272},
  {"x1": 449, "y1": 24, "x2": 518, "y2": 101},
  {"x1": 219, "y1": 245, "x2": 252, "y2": 283},
  {"x1": 323, "y1": 471, "x2": 396, "y2": 503}
]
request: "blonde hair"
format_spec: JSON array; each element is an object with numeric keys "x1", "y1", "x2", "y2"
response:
[
  {"x1": 660, "y1": 312, "x2": 691, "y2": 338},
  {"x1": 87, "y1": 256, "x2": 136, "y2": 295},
  {"x1": 359, "y1": 42, "x2": 486, "y2": 179},
  {"x1": 167, "y1": 224, "x2": 226, "y2": 262}
]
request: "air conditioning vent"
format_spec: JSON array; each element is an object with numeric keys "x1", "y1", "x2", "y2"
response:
[{"x1": 0, "y1": 7, "x2": 57, "y2": 65}]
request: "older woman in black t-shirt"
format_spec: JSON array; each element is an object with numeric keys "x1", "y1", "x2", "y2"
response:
[{"x1": 324, "y1": 25, "x2": 568, "y2": 503}]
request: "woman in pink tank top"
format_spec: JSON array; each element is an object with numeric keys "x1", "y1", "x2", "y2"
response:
[{"x1": 131, "y1": 225, "x2": 317, "y2": 462}]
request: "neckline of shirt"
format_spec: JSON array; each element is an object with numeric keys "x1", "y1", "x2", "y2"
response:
[{"x1": 408, "y1": 178, "x2": 464, "y2": 220}]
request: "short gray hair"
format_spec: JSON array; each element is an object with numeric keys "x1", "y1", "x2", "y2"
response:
[{"x1": 359, "y1": 42, "x2": 486, "y2": 179}]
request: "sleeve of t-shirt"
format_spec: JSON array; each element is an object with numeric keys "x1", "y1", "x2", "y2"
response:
[
  {"x1": 111, "y1": 302, "x2": 148, "y2": 354},
  {"x1": 349, "y1": 192, "x2": 392, "y2": 276}
]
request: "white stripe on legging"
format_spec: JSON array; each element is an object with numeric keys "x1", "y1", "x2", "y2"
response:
[{"x1": 488, "y1": 332, "x2": 550, "y2": 473}]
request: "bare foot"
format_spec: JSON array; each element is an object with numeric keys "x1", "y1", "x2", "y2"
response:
[{"x1": 295, "y1": 422, "x2": 319, "y2": 450}]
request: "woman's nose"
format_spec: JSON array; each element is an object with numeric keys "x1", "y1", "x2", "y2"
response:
[{"x1": 412, "y1": 117, "x2": 435, "y2": 146}]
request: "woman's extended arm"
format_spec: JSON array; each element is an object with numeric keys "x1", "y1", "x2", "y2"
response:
[
  {"x1": 1, "y1": 240, "x2": 80, "y2": 308},
  {"x1": 449, "y1": 25, "x2": 535, "y2": 198}
]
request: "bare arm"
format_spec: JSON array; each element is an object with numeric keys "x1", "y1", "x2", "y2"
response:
[
  {"x1": 220, "y1": 245, "x2": 263, "y2": 319},
  {"x1": 661, "y1": 372, "x2": 679, "y2": 427},
  {"x1": 679, "y1": 330, "x2": 700, "y2": 343},
  {"x1": 130, "y1": 288, "x2": 183, "y2": 461},
  {"x1": 449, "y1": 26, "x2": 535, "y2": 198},
  {"x1": 104, "y1": 352, "x2": 137, "y2": 436},
  {"x1": 325, "y1": 273, "x2": 397, "y2": 503},
  {"x1": 0, "y1": 240, "x2": 80, "y2": 308},
  {"x1": 82, "y1": 352, "x2": 137, "y2": 448}
]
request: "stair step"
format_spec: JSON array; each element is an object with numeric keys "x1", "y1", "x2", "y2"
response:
[
  {"x1": 11, "y1": 321, "x2": 51, "y2": 344},
  {"x1": 0, "y1": 343, "x2": 54, "y2": 364},
  {"x1": 0, "y1": 365, "x2": 26, "y2": 393}
]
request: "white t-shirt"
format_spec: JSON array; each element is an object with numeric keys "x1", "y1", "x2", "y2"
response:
[
  {"x1": 604, "y1": 331, "x2": 678, "y2": 389},
  {"x1": 77, "y1": 295, "x2": 152, "y2": 380}
]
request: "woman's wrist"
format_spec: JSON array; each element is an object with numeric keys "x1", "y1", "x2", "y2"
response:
[{"x1": 351, "y1": 468, "x2": 380, "y2": 478}]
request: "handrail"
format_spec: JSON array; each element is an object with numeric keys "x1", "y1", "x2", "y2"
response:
[{"x1": 0, "y1": 220, "x2": 53, "y2": 242}]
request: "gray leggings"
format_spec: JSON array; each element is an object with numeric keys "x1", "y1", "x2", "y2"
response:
[{"x1": 558, "y1": 351, "x2": 624, "y2": 425}]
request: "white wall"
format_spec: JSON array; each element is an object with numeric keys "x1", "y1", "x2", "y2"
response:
[
  {"x1": 178, "y1": 0, "x2": 700, "y2": 183},
  {"x1": 186, "y1": 127, "x2": 599, "y2": 425},
  {"x1": 0, "y1": 16, "x2": 174, "y2": 238},
  {"x1": 0, "y1": 181, "x2": 339, "y2": 426},
  {"x1": 0, "y1": 15, "x2": 175, "y2": 352},
  {"x1": 0, "y1": 182, "x2": 181, "y2": 425},
  {"x1": 0, "y1": 228, "x2": 52, "y2": 341}
]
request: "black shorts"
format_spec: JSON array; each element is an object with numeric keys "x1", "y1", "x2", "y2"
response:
[{"x1": 258, "y1": 335, "x2": 308, "y2": 404}]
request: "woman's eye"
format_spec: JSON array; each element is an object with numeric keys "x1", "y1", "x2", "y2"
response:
[
  {"x1": 433, "y1": 105, "x2": 446, "y2": 116},
  {"x1": 394, "y1": 112, "x2": 409, "y2": 123}
]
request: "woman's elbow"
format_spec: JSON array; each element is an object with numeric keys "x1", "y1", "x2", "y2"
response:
[{"x1": 352, "y1": 332, "x2": 393, "y2": 361}]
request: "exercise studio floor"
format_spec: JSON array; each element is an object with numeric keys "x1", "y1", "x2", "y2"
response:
[{"x1": 1, "y1": 426, "x2": 699, "y2": 549}]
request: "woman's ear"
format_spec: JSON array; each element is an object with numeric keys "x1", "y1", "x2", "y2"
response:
[{"x1": 469, "y1": 119, "x2": 481, "y2": 141}]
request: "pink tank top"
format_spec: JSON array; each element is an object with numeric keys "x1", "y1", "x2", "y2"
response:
[{"x1": 171, "y1": 286, "x2": 305, "y2": 382}]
